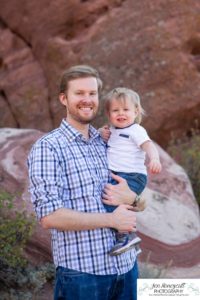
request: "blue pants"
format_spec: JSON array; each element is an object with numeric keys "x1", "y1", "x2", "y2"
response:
[
  {"x1": 54, "y1": 260, "x2": 138, "y2": 300},
  {"x1": 105, "y1": 171, "x2": 147, "y2": 213}
]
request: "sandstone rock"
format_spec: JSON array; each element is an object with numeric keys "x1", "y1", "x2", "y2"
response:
[
  {"x1": 0, "y1": 94, "x2": 17, "y2": 128},
  {"x1": 0, "y1": 1, "x2": 200, "y2": 148},
  {"x1": 0, "y1": 128, "x2": 200, "y2": 275},
  {"x1": 137, "y1": 145, "x2": 200, "y2": 268},
  {"x1": 0, "y1": 128, "x2": 51, "y2": 265},
  {"x1": 80, "y1": 0, "x2": 200, "y2": 148},
  {"x1": 0, "y1": 27, "x2": 52, "y2": 131}
]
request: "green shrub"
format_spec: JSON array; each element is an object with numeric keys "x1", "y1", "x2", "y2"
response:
[
  {"x1": 0, "y1": 262, "x2": 55, "y2": 300},
  {"x1": 168, "y1": 125, "x2": 200, "y2": 206},
  {"x1": 0, "y1": 190, "x2": 35, "y2": 267},
  {"x1": 0, "y1": 190, "x2": 55, "y2": 299}
]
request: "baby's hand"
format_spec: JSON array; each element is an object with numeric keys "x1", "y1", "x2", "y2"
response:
[
  {"x1": 148, "y1": 158, "x2": 162, "y2": 174},
  {"x1": 99, "y1": 125, "x2": 111, "y2": 142}
]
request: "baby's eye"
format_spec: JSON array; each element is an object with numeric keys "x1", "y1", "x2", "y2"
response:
[{"x1": 124, "y1": 108, "x2": 129, "y2": 111}]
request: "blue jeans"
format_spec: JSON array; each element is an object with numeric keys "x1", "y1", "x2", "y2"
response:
[
  {"x1": 105, "y1": 171, "x2": 147, "y2": 213},
  {"x1": 54, "y1": 261, "x2": 138, "y2": 300}
]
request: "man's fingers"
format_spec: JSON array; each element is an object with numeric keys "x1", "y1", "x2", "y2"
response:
[
  {"x1": 103, "y1": 185, "x2": 114, "y2": 195},
  {"x1": 102, "y1": 193, "x2": 109, "y2": 200},
  {"x1": 121, "y1": 204, "x2": 135, "y2": 211},
  {"x1": 111, "y1": 173, "x2": 126, "y2": 183},
  {"x1": 102, "y1": 199, "x2": 111, "y2": 205},
  {"x1": 104, "y1": 183, "x2": 114, "y2": 189}
]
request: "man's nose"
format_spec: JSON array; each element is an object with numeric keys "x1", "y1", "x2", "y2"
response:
[{"x1": 81, "y1": 95, "x2": 92, "y2": 102}]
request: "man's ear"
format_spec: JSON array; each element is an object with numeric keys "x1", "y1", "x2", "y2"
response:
[{"x1": 59, "y1": 93, "x2": 67, "y2": 106}]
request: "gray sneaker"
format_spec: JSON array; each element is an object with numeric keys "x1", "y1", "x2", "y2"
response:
[
  {"x1": 108, "y1": 232, "x2": 142, "y2": 256},
  {"x1": 135, "y1": 243, "x2": 142, "y2": 255}
]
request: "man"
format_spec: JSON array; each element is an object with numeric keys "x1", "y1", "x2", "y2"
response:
[{"x1": 28, "y1": 65, "x2": 141, "y2": 300}]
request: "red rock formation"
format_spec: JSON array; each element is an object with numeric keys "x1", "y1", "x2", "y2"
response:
[
  {"x1": 0, "y1": 26, "x2": 52, "y2": 131},
  {"x1": 0, "y1": 128, "x2": 51, "y2": 265},
  {"x1": 0, "y1": 0, "x2": 200, "y2": 146}
]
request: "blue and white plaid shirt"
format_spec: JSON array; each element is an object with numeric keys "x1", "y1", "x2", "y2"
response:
[{"x1": 28, "y1": 119, "x2": 136, "y2": 275}]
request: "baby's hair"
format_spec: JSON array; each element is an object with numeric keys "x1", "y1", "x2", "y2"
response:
[{"x1": 104, "y1": 87, "x2": 145, "y2": 124}]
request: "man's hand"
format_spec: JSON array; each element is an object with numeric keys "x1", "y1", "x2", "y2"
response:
[
  {"x1": 102, "y1": 173, "x2": 146, "y2": 211},
  {"x1": 110, "y1": 204, "x2": 137, "y2": 232},
  {"x1": 102, "y1": 173, "x2": 134, "y2": 206}
]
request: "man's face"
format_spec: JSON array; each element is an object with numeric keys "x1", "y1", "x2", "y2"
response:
[{"x1": 61, "y1": 77, "x2": 99, "y2": 127}]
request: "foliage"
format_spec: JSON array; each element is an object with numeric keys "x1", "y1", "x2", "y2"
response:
[
  {"x1": 0, "y1": 190, "x2": 55, "y2": 299},
  {"x1": 0, "y1": 262, "x2": 55, "y2": 300},
  {"x1": 167, "y1": 123, "x2": 200, "y2": 206},
  {"x1": 0, "y1": 190, "x2": 35, "y2": 267}
]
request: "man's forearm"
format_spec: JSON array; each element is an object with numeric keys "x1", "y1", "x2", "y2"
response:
[
  {"x1": 41, "y1": 205, "x2": 137, "y2": 232},
  {"x1": 41, "y1": 207, "x2": 113, "y2": 231}
]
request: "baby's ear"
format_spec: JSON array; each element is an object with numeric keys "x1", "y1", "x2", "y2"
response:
[{"x1": 134, "y1": 108, "x2": 139, "y2": 116}]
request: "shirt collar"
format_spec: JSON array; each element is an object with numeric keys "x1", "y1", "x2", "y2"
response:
[{"x1": 59, "y1": 119, "x2": 102, "y2": 144}]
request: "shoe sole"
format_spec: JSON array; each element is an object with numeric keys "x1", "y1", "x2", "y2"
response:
[
  {"x1": 109, "y1": 238, "x2": 142, "y2": 256},
  {"x1": 136, "y1": 249, "x2": 142, "y2": 255},
  {"x1": 129, "y1": 237, "x2": 142, "y2": 245}
]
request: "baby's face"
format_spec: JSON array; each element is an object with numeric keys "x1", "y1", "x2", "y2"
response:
[{"x1": 108, "y1": 98, "x2": 138, "y2": 128}]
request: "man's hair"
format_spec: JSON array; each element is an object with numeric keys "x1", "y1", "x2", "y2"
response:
[
  {"x1": 104, "y1": 87, "x2": 145, "y2": 124},
  {"x1": 60, "y1": 65, "x2": 103, "y2": 93}
]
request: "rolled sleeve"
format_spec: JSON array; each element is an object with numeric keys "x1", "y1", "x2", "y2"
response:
[{"x1": 28, "y1": 140, "x2": 64, "y2": 220}]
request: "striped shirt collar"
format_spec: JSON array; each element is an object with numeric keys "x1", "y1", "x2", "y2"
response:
[{"x1": 59, "y1": 118, "x2": 102, "y2": 144}]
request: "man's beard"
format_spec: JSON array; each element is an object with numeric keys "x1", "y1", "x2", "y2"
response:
[
  {"x1": 66, "y1": 109, "x2": 97, "y2": 124},
  {"x1": 78, "y1": 114, "x2": 96, "y2": 124}
]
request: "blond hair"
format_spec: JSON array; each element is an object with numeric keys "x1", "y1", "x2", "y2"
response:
[{"x1": 104, "y1": 87, "x2": 145, "y2": 124}]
